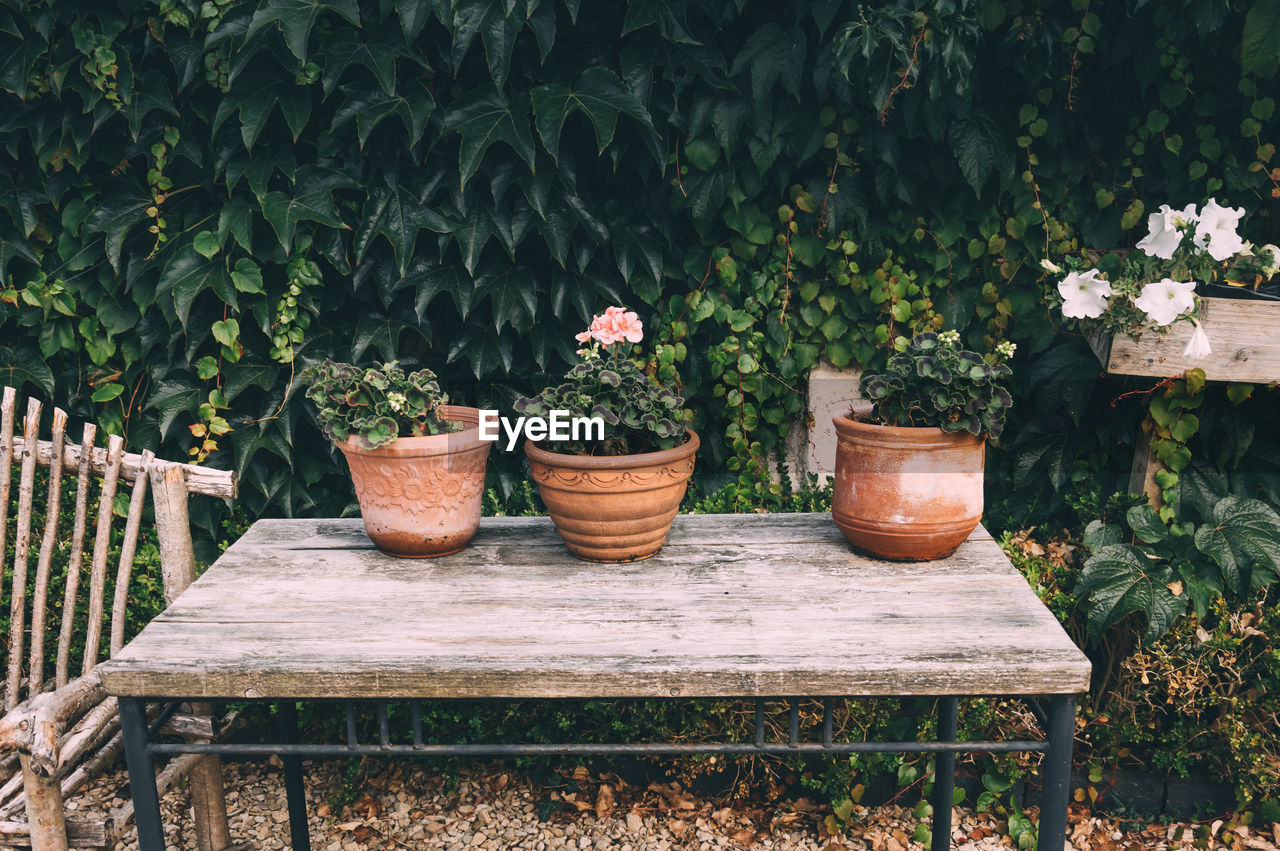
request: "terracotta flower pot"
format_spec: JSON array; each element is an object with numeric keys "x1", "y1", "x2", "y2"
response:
[
  {"x1": 525, "y1": 431, "x2": 699, "y2": 562},
  {"x1": 338, "y1": 405, "x2": 491, "y2": 558},
  {"x1": 831, "y1": 413, "x2": 985, "y2": 561}
]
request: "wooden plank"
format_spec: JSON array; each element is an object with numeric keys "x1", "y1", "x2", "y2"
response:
[
  {"x1": 100, "y1": 515, "x2": 1090, "y2": 699},
  {"x1": 1104, "y1": 296, "x2": 1280, "y2": 382}
]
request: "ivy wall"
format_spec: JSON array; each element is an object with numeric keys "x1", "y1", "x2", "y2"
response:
[{"x1": 1, "y1": 0, "x2": 1278, "y2": 523}]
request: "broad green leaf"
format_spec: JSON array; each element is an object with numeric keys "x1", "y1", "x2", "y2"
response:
[
  {"x1": 146, "y1": 380, "x2": 202, "y2": 439},
  {"x1": 320, "y1": 32, "x2": 397, "y2": 96},
  {"x1": 1243, "y1": 0, "x2": 1280, "y2": 76},
  {"x1": 355, "y1": 177, "x2": 453, "y2": 274},
  {"x1": 729, "y1": 24, "x2": 806, "y2": 101},
  {"x1": 121, "y1": 75, "x2": 179, "y2": 141},
  {"x1": 530, "y1": 67, "x2": 653, "y2": 162},
  {"x1": 91, "y1": 383, "x2": 125, "y2": 403},
  {"x1": 482, "y1": 6, "x2": 523, "y2": 89},
  {"x1": 353, "y1": 313, "x2": 414, "y2": 361},
  {"x1": 1082, "y1": 519, "x2": 1123, "y2": 552},
  {"x1": 1076, "y1": 543, "x2": 1184, "y2": 639},
  {"x1": 949, "y1": 112, "x2": 1014, "y2": 197},
  {"x1": 445, "y1": 89, "x2": 538, "y2": 186},
  {"x1": 218, "y1": 196, "x2": 254, "y2": 252},
  {"x1": 1126, "y1": 504, "x2": 1168, "y2": 544},
  {"x1": 212, "y1": 318, "x2": 240, "y2": 347},
  {"x1": 447, "y1": 330, "x2": 514, "y2": 377},
  {"x1": 476, "y1": 266, "x2": 537, "y2": 332},
  {"x1": 0, "y1": 346, "x2": 54, "y2": 396},
  {"x1": 1194, "y1": 495, "x2": 1280, "y2": 591},
  {"x1": 260, "y1": 167, "x2": 358, "y2": 254},
  {"x1": 156, "y1": 248, "x2": 231, "y2": 326},
  {"x1": 231, "y1": 258, "x2": 265, "y2": 293},
  {"x1": 0, "y1": 173, "x2": 39, "y2": 237},
  {"x1": 621, "y1": 0, "x2": 698, "y2": 43},
  {"x1": 331, "y1": 80, "x2": 436, "y2": 149},
  {"x1": 409, "y1": 265, "x2": 472, "y2": 322},
  {"x1": 247, "y1": 0, "x2": 361, "y2": 61},
  {"x1": 193, "y1": 230, "x2": 220, "y2": 259},
  {"x1": 84, "y1": 189, "x2": 152, "y2": 272}
]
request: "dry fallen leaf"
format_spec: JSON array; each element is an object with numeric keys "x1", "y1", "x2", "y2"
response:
[
  {"x1": 595, "y1": 783, "x2": 615, "y2": 819},
  {"x1": 668, "y1": 817, "x2": 690, "y2": 838}
]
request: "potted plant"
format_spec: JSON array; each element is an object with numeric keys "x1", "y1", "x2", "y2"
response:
[
  {"x1": 832, "y1": 331, "x2": 1014, "y2": 561},
  {"x1": 301, "y1": 359, "x2": 491, "y2": 558},
  {"x1": 1043, "y1": 197, "x2": 1280, "y2": 381},
  {"x1": 516, "y1": 306, "x2": 697, "y2": 562}
]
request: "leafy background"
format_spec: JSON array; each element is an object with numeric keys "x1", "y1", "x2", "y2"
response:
[{"x1": 4, "y1": 0, "x2": 1280, "y2": 812}]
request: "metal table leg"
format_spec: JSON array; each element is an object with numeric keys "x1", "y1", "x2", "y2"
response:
[
  {"x1": 280, "y1": 701, "x2": 312, "y2": 850},
  {"x1": 1036, "y1": 695, "x2": 1075, "y2": 851},
  {"x1": 931, "y1": 697, "x2": 958, "y2": 851},
  {"x1": 120, "y1": 698, "x2": 165, "y2": 850}
]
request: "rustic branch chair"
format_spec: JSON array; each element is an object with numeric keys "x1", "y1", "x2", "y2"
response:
[{"x1": 0, "y1": 386, "x2": 238, "y2": 849}]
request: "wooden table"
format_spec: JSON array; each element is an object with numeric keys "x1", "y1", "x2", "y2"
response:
[{"x1": 100, "y1": 514, "x2": 1090, "y2": 851}]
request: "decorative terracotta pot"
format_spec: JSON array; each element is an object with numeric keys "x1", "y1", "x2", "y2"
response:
[
  {"x1": 831, "y1": 413, "x2": 985, "y2": 561},
  {"x1": 525, "y1": 431, "x2": 699, "y2": 562},
  {"x1": 338, "y1": 405, "x2": 491, "y2": 558}
]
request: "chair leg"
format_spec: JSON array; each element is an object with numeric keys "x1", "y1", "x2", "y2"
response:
[
  {"x1": 188, "y1": 702, "x2": 232, "y2": 851},
  {"x1": 930, "y1": 697, "x2": 958, "y2": 851},
  {"x1": 1036, "y1": 695, "x2": 1075, "y2": 851},
  {"x1": 19, "y1": 754, "x2": 68, "y2": 851}
]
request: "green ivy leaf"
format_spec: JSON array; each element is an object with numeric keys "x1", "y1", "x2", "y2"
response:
[
  {"x1": 91, "y1": 383, "x2": 125, "y2": 402},
  {"x1": 212, "y1": 318, "x2": 240, "y2": 347},
  {"x1": 1126, "y1": 504, "x2": 1168, "y2": 544},
  {"x1": 445, "y1": 89, "x2": 537, "y2": 186},
  {"x1": 621, "y1": 0, "x2": 698, "y2": 44},
  {"x1": 193, "y1": 230, "x2": 221, "y2": 259},
  {"x1": 146, "y1": 380, "x2": 202, "y2": 440},
  {"x1": 156, "y1": 248, "x2": 231, "y2": 326},
  {"x1": 260, "y1": 167, "x2": 358, "y2": 254},
  {"x1": 729, "y1": 24, "x2": 806, "y2": 102},
  {"x1": 948, "y1": 112, "x2": 1014, "y2": 197},
  {"x1": 1242, "y1": 0, "x2": 1280, "y2": 76},
  {"x1": 231, "y1": 258, "x2": 265, "y2": 293},
  {"x1": 531, "y1": 67, "x2": 653, "y2": 162},
  {"x1": 248, "y1": 0, "x2": 362, "y2": 62},
  {"x1": 0, "y1": 346, "x2": 55, "y2": 396},
  {"x1": 320, "y1": 31, "x2": 397, "y2": 96}
]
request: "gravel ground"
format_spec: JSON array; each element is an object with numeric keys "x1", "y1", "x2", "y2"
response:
[{"x1": 59, "y1": 759, "x2": 1280, "y2": 850}]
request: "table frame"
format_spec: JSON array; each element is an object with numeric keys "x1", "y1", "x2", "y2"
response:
[{"x1": 119, "y1": 693, "x2": 1075, "y2": 851}]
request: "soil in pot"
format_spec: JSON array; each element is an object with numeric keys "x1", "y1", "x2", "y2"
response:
[
  {"x1": 338, "y1": 405, "x2": 491, "y2": 558},
  {"x1": 831, "y1": 413, "x2": 984, "y2": 561},
  {"x1": 525, "y1": 431, "x2": 699, "y2": 563}
]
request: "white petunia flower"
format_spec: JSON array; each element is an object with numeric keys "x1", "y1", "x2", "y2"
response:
[
  {"x1": 1193, "y1": 198, "x2": 1246, "y2": 261},
  {"x1": 1134, "y1": 278, "x2": 1197, "y2": 326},
  {"x1": 1136, "y1": 203, "x2": 1198, "y2": 260},
  {"x1": 1182, "y1": 318, "x2": 1212, "y2": 360},
  {"x1": 1058, "y1": 269, "x2": 1112, "y2": 319}
]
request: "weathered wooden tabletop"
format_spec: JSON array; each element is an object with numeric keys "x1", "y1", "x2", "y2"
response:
[{"x1": 99, "y1": 514, "x2": 1091, "y2": 700}]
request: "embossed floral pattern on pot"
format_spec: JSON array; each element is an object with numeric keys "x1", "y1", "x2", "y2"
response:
[
  {"x1": 525, "y1": 432, "x2": 698, "y2": 562},
  {"x1": 339, "y1": 405, "x2": 491, "y2": 558}
]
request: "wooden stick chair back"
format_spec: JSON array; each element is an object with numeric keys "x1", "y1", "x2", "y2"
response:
[{"x1": 1, "y1": 387, "x2": 154, "y2": 711}]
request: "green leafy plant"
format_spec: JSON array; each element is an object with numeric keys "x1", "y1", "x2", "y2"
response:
[
  {"x1": 301, "y1": 360, "x2": 459, "y2": 449},
  {"x1": 1076, "y1": 498, "x2": 1280, "y2": 641},
  {"x1": 515, "y1": 307, "x2": 687, "y2": 455},
  {"x1": 859, "y1": 331, "x2": 1015, "y2": 438}
]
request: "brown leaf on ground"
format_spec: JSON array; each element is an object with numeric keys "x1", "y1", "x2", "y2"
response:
[
  {"x1": 668, "y1": 817, "x2": 690, "y2": 838},
  {"x1": 594, "y1": 782, "x2": 615, "y2": 819}
]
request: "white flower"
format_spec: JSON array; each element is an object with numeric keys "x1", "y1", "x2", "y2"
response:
[
  {"x1": 1182, "y1": 318, "x2": 1212, "y2": 360},
  {"x1": 1039, "y1": 259, "x2": 1062, "y2": 274},
  {"x1": 386, "y1": 391, "x2": 407, "y2": 412},
  {"x1": 1058, "y1": 269, "x2": 1112, "y2": 319},
  {"x1": 1193, "y1": 198, "x2": 1246, "y2": 261},
  {"x1": 1134, "y1": 278, "x2": 1197, "y2": 326},
  {"x1": 1258, "y1": 243, "x2": 1280, "y2": 277},
  {"x1": 1136, "y1": 203, "x2": 1198, "y2": 260}
]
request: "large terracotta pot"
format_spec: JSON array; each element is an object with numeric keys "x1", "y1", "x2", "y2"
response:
[
  {"x1": 831, "y1": 413, "x2": 984, "y2": 561},
  {"x1": 525, "y1": 431, "x2": 699, "y2": 562},
  {"x1": 338, "y1": 405, "x2": 491, "y2": 558}
]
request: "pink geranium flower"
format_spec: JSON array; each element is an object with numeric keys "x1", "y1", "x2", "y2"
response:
[{"x1": 582, "y1": 306, "x2": 643, "y2": 346}]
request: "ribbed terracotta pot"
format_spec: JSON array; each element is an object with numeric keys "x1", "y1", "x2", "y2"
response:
[
  {"x1": 831, "y1": 413, "x2": 985, "y2": 561},
  {"x1": 525, "y1": 431, "x2": 699, "y2": 562},
  {"x1": 338, "y1": 405, "x2": 491, "y2": 558}
]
